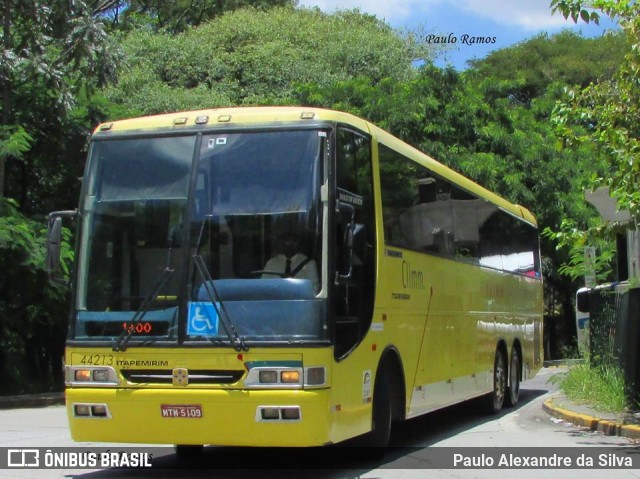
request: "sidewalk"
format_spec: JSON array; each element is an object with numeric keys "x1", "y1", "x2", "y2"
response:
[
  {"x1": 543, "y1": 393, "x2": 640, "y2": 440},
  {"x1": 0, "y1": 392, "x2": 64, "y2": 409}
]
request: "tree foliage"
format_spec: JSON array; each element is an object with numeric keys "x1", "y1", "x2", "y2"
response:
[
  {"x1": 0, "y1": 0, "x2": 116, "y2": 395},
  {"x1": 103, "y1": 6, "x2": 435, "y2": 116},
  {"x1": 542, "y1": 218, "x2": 615, "y2": 283},
  {"x1": 0, "y1": 0, "x2": 119, "y2": 209},
  {"x1": 467, "y1": 30, "x2": 625, "y2": 106},
  {"x1": 552, "y1": 0, "x2": 640, "y2": 221},
  {"x1": 0, "y1": 197, "x2": 73, "y2": 393},
  {"x1": 97, "y1": 0, "x2": 297, "y2": 33}
]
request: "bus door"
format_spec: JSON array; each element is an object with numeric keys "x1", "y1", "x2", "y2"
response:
[{"x1": 333, "y1": 127, "x2": 376, "y2": 358}]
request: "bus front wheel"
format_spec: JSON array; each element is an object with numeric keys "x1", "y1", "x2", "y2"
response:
[
  {"x1": 174, "y1": 445, "x2": 203, "y2": 459},
  {"x1": 364, "y1": 363, "x2": 392, "y2": 449}
]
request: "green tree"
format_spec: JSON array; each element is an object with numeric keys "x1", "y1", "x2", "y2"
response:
[
  {"x1": 0, "y1": 0, "x2": 116, "y2": 394},
  {"x1": 97, "y1": 0, "x2": 296, "y2": 33},
  {"x1": 0, "y1": 197, "x2": 73, "y2": 393},
  {"x1": 551, "y1": 0, "x2": 640, "y2": 220},
  {"x1": 467, "y1": 30, "x2": 625, "y2": 106},
  {"x1": 102, "y1": 6, "x2": 435, "y2": 116},
  {"x1": 0, "y1": 0, "x2": 119, "y2": 209}
]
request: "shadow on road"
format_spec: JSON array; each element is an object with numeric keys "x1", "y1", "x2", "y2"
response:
[{"x1": 68, "y1": 388, "x2": 549, "y2": 479}]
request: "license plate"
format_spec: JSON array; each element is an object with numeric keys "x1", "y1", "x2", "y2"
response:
[{"x1": 160, "y1": 404, "x2": 203, "y2": 418}]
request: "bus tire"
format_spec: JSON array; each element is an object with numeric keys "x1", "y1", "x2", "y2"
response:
[
  {"x1": 485, "y1": 348, "x2": 507, "y2": 414},
  {"x1": 506, "y1": 347, "x2": 520, "y2": 407},
  {"x1": 174, "y1": 445, "x2": 203, "y2": 459},
  {"x1": 364, "y1": 363, "x2": 392, "y2": 449}
]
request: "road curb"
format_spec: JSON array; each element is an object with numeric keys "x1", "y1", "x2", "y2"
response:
[
  {"x1": 543, "y1": 397, "x2": 640, "y2": 440},
  {"x1": 0, "y1": 393, "x2": 64, "y2": 410}
]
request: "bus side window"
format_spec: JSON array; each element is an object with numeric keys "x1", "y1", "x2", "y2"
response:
[{"x1": 334, "y1": 128, "x2": 376, "y2": 358}]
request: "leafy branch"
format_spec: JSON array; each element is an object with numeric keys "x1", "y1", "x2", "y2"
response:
[{"x1": 542, "y1": 218, "x2": 615, "y2": 283}]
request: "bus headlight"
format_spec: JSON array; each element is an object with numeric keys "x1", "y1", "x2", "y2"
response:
[
  {"x1": 280, "y1": 370, "x2": 300, "y2": 383},
  {"x1": 245, "y1": 367, "x2": 303, "y2": 388},
  {"x1": 73, "y1": 403, "x2": 112, "y2": 418},
  {"x1": 256, "y1": 406, "x2": 302, "y2": 422},
  {"x1": 74, "y1": 369, "x2": 92, "y2": 382},
  {"x1": 91, "y1": 369, "x2": 112, "y2": 382},
  {"x1": 244, "y1": 365, "x2": 327, "y2": 388},
  {"x1": 304, "y1": 366, "x2": 326, "y2": 386},
  {"x1": 258, "y1": 370, "x2": 278, "y2": 384},
  {"x1": 66, "y1": 366, "x2": 119, "y2": 387}
]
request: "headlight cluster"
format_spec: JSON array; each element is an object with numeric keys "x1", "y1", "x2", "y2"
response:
[
  {"x1": 65, "y1": 366, "x2": 119, "y2": 387},
  {"x1": 256, "y1": 406, "x2": 301, "y2": 421},
  {"x1": 73, "y1": 403, "x2": 112, "y2": 418},
  {"x1": 244, "y1": 366, "x2": 326, "y2": 388}
]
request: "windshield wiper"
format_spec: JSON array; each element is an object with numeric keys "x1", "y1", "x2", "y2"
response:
[
  {"x1": 193, "y1": 254, "x2": 248, "y2": 352},
  {"x1": 113, "y1": 267, "x2": 174, "y2": 352}
]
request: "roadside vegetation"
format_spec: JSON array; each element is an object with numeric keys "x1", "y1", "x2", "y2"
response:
[{"x1": 552, "y1": 355, "x2": 628, "y2": 413}]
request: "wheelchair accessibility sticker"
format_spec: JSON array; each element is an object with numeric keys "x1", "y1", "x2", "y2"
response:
[{"x1": 187, "y1": 302, "x2": 219, "y2": 336}]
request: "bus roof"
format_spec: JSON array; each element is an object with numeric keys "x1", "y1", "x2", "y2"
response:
[
  {"x1": 95, "y1": 106, "x2": 537, "y2": 226},
  {"x1": 95, "y1": 106, "x2": 371, "y2": 135}
]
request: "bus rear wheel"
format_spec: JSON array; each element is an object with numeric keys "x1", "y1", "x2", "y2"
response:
[
  {"x1": 485, "y1": 349, "x2": 507, "y2": 414},
  {"x1": 506, "y1": 348, "x2": 520, "y2": 407}
]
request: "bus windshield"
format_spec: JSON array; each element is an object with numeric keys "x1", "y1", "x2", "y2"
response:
[{"x1": 73, "y1": 129, "x2": 327, "y2": 346}]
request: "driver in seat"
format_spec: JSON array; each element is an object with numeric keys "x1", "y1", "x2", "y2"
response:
[{"x1": 262, "y1": 233, "x2": 319, "y2": 291}]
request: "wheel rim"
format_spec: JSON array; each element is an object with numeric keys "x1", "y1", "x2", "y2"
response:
[
  {"x1": 509, "y1": 352, "x2": 520, "y2": 403},
  {"x1": 494, "y1": 353, "x2": 506, "y2": 407}
]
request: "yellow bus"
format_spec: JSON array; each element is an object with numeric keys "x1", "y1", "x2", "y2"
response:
[{"x1": 47, "y1": 107, "x2": 543, "y2": 451}]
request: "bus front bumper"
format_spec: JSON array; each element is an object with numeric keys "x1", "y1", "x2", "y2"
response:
[{"x1": 66, "y1": 387, "x2": 332, "y2": 447}]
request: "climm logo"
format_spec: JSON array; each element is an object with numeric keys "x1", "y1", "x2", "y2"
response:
[{"x1": 402, "y1": 261, "x2": 425, "y2": 290}]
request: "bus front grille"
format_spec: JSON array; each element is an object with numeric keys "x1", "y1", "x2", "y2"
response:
[{"x1": 121, "y1": 369, "x2": 244, "y2": 385}]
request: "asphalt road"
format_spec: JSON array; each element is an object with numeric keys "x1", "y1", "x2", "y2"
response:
[{"x1": 1, "y1": 367, "x2": 638, "y2": 479}]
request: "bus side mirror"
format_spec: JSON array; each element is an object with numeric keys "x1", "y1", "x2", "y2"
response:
[
  {"x1": 335, "y1": 201, "x2": 354, "y2": 284},
  {"x1": 576, "y1": 289, "x2": 590, "y2": 313},
  {"x1": 46, "y1": 210, "x2": 77, "y2": 285},
  {"x1": 351, "y1": 223, "x2": 366, "y2": 266},
  {"x1": 335, "y1": 201, "x2": 366, "y2": 285},
  {"x1": 46, "y1": 216, "x2": 63, "y2": 274}
]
